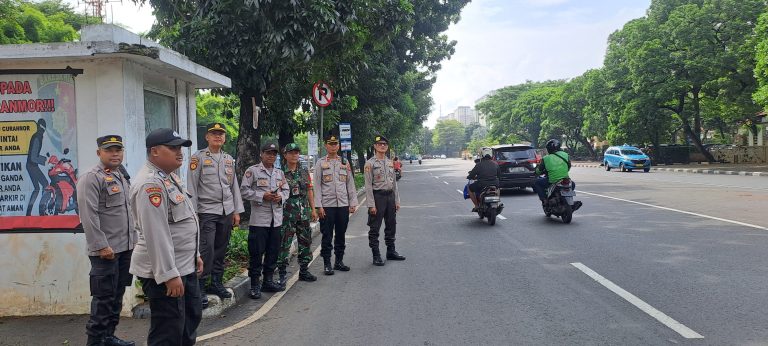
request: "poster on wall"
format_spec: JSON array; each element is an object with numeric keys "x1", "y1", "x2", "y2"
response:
[{"x1": 0, "y1": 74, "x2": 79, "y2": 230}]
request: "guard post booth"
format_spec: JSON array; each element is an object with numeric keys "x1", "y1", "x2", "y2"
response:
[{"x1": 0, "y1": 24, "x2": 230, "y2": 316}]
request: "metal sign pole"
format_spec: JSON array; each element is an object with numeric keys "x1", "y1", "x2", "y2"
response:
[{"x1": 320, "y1": 107, "x2": 324, "y2": 156}]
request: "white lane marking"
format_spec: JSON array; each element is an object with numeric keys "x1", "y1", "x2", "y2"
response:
[
  {"x1": 434, "y1": 176, "x2": 439, "y2": 179},
  {"x1": 579, "y1": 168, "x2": 768, "y2": 191},
  {"x1": 456, "y1": 189, "x2": 463, "y2": 194},
  {"x1": 497, "y1": 215, "x2": 507, "y2": 220},
  {"x1": 580, "y1": 191, "x2": 768, "y2": 231},
  {"x1": 199, "y1": 199, "x2": 366, "y2": 341},
  {"x1": 443, "y1": 181, "x2": 449, "y2": 185},
  {"x1": 571, "y1": 262, "x2": 704, "y2": 339}
]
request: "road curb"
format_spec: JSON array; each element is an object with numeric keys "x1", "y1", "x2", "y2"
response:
[
  {"x1": 134, "y1": 186, "x2": 368, "y2": 319},
  {"x1": 572, "y1": 163, "x2": 767, "y2": 177}
]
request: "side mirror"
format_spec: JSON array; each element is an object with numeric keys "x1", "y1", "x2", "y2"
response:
[
  {"x1": 63, "y1": 148, "x2": 69, "y2": 155},
  {"x1": 46, "y1": 152, "x2": 50, "y2": 157}
]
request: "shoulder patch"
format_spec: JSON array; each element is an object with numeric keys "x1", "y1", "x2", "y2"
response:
[
  {"x1": 148, "y1": 193, "x2": 162, "y2": 207},
  {"x1": 245, "y1": 170, "x2": 252, "y2": 178},
  {"x1": 190, "y1": 157, "x2": 199, "y2": 170},
  {"x1": 145, "y1": 187, "x2": 162, "y2": 193}
]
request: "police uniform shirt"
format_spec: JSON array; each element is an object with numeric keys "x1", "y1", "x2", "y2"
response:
[
  {"x1": 312, "y1": 156, "x2": 359, "y2": 208},
  {"x1": 128, "y1": 161, "x2": 200, "y2": 284},
  {"x1": 240, "y1": 163, "x2": 290, "y2": 227},
  {"x1": 364, "y1": 156, "x2": 400, "y2": 207},
  {"x1": 77, "y1": 162, "x2": 135, "y2": 256},
  {"x1": 187, "y1": 148, "x2": 245, "y2": 215}
]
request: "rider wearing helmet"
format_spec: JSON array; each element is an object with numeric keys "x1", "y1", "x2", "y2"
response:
[
  {"x1": 467, "y1": 147, "x2": 501, "y2": 212},
  {"x1": 534, "y1": 139, "x2": 580, "y2": 209}
]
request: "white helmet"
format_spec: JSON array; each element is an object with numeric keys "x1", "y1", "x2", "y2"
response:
[{"x1": 481, "y1": 147, "x2": 493, "y2": 159}]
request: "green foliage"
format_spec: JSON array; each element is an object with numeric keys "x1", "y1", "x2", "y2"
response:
[
  {"x1": 0, "y1": 0, "x2": 97, "y2": 44},
  {"x1": 223, "y1": 227, "x2": 249, "y2": 283},
  {"x1": 432, "y1": 119, "x2": 464, "y2": 156}
]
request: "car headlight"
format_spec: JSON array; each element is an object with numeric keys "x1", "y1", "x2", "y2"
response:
[{"x1": 531, "y1": 163, "x2": 537, "y2": 169}]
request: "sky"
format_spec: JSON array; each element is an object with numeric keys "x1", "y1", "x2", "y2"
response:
[{"x1": 64, "y1": 0, "x2": 651, "y2": 128}]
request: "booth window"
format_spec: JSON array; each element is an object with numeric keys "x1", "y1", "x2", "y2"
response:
[{"x1": 144, "y1": 90, "x2": 176, "y2": 135}]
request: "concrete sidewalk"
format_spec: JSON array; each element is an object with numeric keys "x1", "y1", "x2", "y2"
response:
[
  {"x1": 573, "y1": 161, "x2": 768, "y2": 177},
  {"x1": 0, "y1": 188, "x2": 367, "y2": 346}
]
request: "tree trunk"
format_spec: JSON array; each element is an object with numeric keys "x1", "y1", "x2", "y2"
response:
[
  {"x1": 278, "y1": 123, "x2": 294, "y2": 152},
  {"x1": 356, "y1": 149, "x2": 366, "y2": 172},
  {"x1": 236, "y1": 91, "x2": 263, "y2": 176},
  {"x1": 345, "y1": 151, "x2": 355, "y2": 173},
  {"x1": 577, "y1": 135, "x2": 596, "y2": 160},
  {"x1": 692, "y1": 87, "x2": 702, "y2": 142},
  {"x1": 683, "y1": 122, "x2": 715, "y2": 162}
]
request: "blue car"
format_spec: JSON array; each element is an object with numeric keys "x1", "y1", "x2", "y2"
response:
[{"x1": 603, "y1": 145, "x2": 651, "y2": 172}]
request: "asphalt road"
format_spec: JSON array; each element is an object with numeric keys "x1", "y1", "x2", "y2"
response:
[{"x1": 202, "y1": 158, "x2": 768, "y2": 345}]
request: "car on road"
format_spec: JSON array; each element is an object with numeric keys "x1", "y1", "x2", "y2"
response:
[
  {"x1": 490, "y1": 144, "x2": 540, "y2": 190},
  {"x1": 603, "y1": 145, "x2": 651, "y2": 172}
]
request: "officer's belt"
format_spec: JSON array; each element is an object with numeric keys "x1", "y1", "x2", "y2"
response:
[{"x1": 373, "y1": 189, "x2": 393, "y2": 195}]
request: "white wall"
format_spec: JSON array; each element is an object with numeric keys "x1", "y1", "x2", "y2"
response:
[{"x1": 0, "y1": 57, "x2": 199, "y2": 316}]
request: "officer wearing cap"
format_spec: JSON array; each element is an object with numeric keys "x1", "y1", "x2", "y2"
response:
[
  {"x1": 277, "y1": 143, "x2": 318, "y2": 286},
  {"x1": 313, "y1": 133, "x2": 358, "y2": 275},
  {"x1": 364, "y1": 135, "x2": 405, "y2": 266},
  {"x1": 240, "y1": 143, "x2": 289, "y2": 299},
  {"x1": 187, "y1": 123, "x2": 244, "y2": 308},
  {"x1": 77, "y1": 135, "x2": 136, "y2": 346},
  {"x1": 129, "y1": 128, "x2": 204, "y2": 346}
]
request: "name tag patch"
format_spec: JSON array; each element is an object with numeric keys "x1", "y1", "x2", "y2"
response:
[{"x1": 257, "y1": 178, "x2": 269, "y2": 187}]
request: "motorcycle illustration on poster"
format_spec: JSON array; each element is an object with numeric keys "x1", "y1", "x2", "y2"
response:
[{"x1": 0, "y1": 74, "x2": 80, "y2": 230}]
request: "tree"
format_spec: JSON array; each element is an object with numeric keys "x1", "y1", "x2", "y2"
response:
[
  {"x1": 432, "y1": 119, "x2": 464, "y2": 156},
  {"x1": 0, "y1": 0, "x2": 95, "y2": 44}
]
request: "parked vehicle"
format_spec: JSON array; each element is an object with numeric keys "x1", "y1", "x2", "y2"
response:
[
  {"x1": 395, "y1": 168, "x2": 402, "y2": 181},
  {"x1": 40, "y1": 148, "x2": 78, "y2": 216},
  {"x1": 491, "y1": 144, "x2": 540, "y2": 190},
  {"x1": 604, "y1": 145, "x2": 651, "y2": 172},
  {"x1": 476, "y1": 184, "x2": 503, "y2": 225},
  {"x1": 541, "y1": 177, "x2": 581, "y2": 224}
]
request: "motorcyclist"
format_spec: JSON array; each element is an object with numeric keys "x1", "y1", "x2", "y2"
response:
[
  {"x1": 466, "y1": 147, "x2": 501, "y2": 212},
  {"x1": 534, "y1": 139, "x2": 581, "y2": 210}
]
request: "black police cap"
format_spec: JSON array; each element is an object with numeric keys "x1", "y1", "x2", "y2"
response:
[
  {"x1": 97, "y1": 135, "x2": 123, "y2": 149},
  {"x1": 146, "y1": 128, "x2": 192, "y2": 148}
]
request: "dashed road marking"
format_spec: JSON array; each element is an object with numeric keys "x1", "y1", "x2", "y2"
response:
[
  {"x1": 580, "y1": 191, "x2": 768, "y2": 231},
  {"x1": 497, "y1": 215, "x2": 507, "y2": 220},
  {"x1": 456, "y1": 189, "x2": 463, "y2": 194},
  {"x1": 443, "y1": 181, "x2": 449, "y2": 185},
  {"x1": 571, "y1": 262, "x2": 704, "y2": 339}
]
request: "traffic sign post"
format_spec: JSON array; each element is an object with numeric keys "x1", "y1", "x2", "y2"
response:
[
  {"x1": 339, "y1": 123, "x2": 352, "y2": 153},
  {"x1": 312, "y1": 81, "x2": 334, "y2": 153}
]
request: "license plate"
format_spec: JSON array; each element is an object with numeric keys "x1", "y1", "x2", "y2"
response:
[
  {"x1": 508, "y1": 167, "x2": 526, "y2": 173},
  {"x1": 560, "y1": 190, "x2": 575, "y2": 197}
]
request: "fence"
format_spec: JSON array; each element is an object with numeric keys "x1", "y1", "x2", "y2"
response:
[{"x1": 708, "y1": 146, "x2": 768, "y2": 164}]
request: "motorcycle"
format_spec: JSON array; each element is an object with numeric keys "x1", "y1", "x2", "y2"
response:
[
  {"x1": 418, "y1": 158, "x2": 422, "y2": 165},
  {"x1": 542, "y1": 177, "x2": 581, "y2": 224},
  {"x1": 395, "y1": 168, "x2": 402, "y2": 181},
  {"x1": 40, "y1": 148, "x2": 78, "y2": 216},
  {"x1": 477, "y1": 185, "x2": 503, "y2": 225}
]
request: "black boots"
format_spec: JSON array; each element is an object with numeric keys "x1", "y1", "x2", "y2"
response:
[
  {"x1": 249, "y1": 278, "x2": 261, "y2": 299},
  {"x1": 104, "y1": 336, "x2": 136, "y2": 346},
  {"x1": 261, "y1": 274, "x2": 285, "y2": 292},
  {"x1": 207, "y1": 274, "x2": 232, "y2": 299},
  {"x1": 278, "y1": 267, "x2": 288, "y2": 288},
  {"x1": 200, "y1": 280, "x2": 209, "y2": 309},
  {"x1": 386, "y1": 247, "x2": 406, "y2": 261},
  {"x1": 298, "y1": 263, "x2": 317, "y2": 282},
  {"x1": 334, "y1": 255, "x2": 350, "y2": 271},
  {"x1": 372, "y1": 248, "x2": 385, "y2": 266},
  {"x1": 323, "y1": 257, "x2": 334, "y2": 275}
]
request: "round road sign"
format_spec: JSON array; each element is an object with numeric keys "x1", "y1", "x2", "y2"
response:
[{"x1": 312, "y1": 81, "x2": 334, "y2": 107}]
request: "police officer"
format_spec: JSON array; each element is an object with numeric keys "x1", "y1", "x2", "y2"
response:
[
  {"x1": 278, "y1": 143, "x2": 318, "y2": 286},
  {"x1": 77, "y1": 135, "x2": 136, "y2": 346},
  {"x1": 129, "y1": 128, "x2": 203, "y2": 346},
  {"x1": 240, "y1": 143, "x2": 289, "y2": 299},
  {"x1": 364, "y1": 135, "x2": 405, "y2": 266},
  {"x1": 187, "y1": 123, "x2": 244, "y2": 308},
  {"x1": 313, "y1": 134, "x2": 358, "y2": 275}
]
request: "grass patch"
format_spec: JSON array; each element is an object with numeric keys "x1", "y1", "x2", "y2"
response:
[
  {"x1": 223, "y1": 227, "x2": 249, "y2": 283},
  {"x1": 354, "y1": 174, "x2": 365, "y2": 191}
]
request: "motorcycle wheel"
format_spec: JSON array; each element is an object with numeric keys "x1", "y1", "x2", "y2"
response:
[
  {"x1": 487, "y1": 207, "x2": 497, "y2": 225},
  {"x1": 39, "y1": 191, "x2": 55, "y2": 216},
  {"x1": 561, "y1": 201, "x2": 573, "y2": 224}
]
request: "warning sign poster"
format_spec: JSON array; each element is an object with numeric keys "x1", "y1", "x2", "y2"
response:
[{"x1": 0, "y1": 74, "x2": 80, "y2": 230}]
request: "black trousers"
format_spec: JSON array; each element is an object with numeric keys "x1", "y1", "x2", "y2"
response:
[
  {"x1": 198, "y1": 213, "x2": 233, "y2": 280},
  {"x1": 368, "y1": 190, "x2": 397, "y2": 249},
  {"x1": 320, "y1": 206, "x2": 349, "y2": 259},
  {"x1": 86, "y1": 251, "x2": 133, "y2": 339},
  {"x1": 248, "y1": 224, "x2": 281, "y2": 278},
  {"x1": 139, "y1": 273, "x2": 202, "y2": 346}
]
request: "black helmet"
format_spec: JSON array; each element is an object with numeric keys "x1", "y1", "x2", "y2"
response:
[{"x1": 545, "y1": 139, "x2": 561, "y2": 154}]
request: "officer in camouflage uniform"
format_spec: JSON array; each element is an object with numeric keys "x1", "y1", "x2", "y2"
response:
[{"x1": 277, "y1": 143, "x2": 318, "y2": 286}]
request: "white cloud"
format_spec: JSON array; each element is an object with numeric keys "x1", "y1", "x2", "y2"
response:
[
  {"x1": 64, "y1": 0, "x2": 155, "y2": 34},
  {"x1": 426, "y1": 0, "x2": 648, "y2": 128}
]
